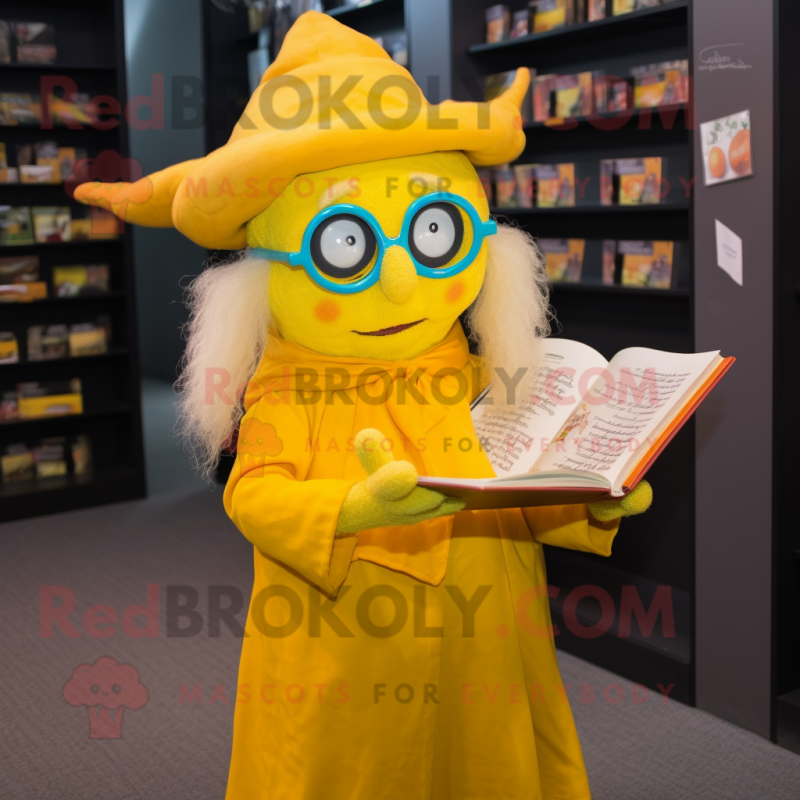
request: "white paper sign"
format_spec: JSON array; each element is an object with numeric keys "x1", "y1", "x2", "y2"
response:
[{"x1": 715, "y1": 219, "x2": 743, "y2": 286}]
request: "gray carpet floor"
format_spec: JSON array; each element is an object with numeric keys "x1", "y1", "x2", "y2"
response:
[{"x1": 1, "y1": 379, "x2": 799, "y2": 799}]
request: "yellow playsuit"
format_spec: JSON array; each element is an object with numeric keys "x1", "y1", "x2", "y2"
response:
[{"x1": 223, "y1": 322, "x2": 620, "y2": 800}]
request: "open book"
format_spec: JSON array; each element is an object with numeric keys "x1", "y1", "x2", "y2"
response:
[{"x1": 418, "y1": 339, "x2": 734, "y2": 510}]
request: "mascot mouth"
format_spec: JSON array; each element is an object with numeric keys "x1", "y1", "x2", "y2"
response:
[{"x1": 353, "y1": 319, "x2": 426, "y2": 337}]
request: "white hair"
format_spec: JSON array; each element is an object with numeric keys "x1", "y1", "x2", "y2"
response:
[
  {"x1": 465, "y1": 223, "x2": 551, "y2": 394},
  {"x1": 177, "y1": 224, "x2": 550, "y2": 477},
  {"x1": 175, "y1": 254, "x2": 272, "y2": 477}
]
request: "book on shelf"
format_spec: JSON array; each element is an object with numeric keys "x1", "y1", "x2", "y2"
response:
[
  {"x1": 0, "y1": 206, "x2": 34, "y2": 245},
  {"x1": 17, "y1": 140, "x2": 61, "y2": 184},
  {"x1": 9, "y1": 142, "x2": 85, "y2": 183},
  {"x1": 532, "y1": 74, "x2": 559, "y2": 122},
  {"x1": 0, "y1": 21, "x2": 11, "y2": 64},
  {"x1": 1, "y1": 443, "x2": 35, "y2": 481},
  {"x1": 72, "y1": 434, "x2": 92, "y2": 476},
  {"x1": 418, "y1": 340, "x2": 734, "y2": 509},
  {"x1": 602, "y1": 239, "x2": 617, "y2": 284},
  {"x1": 1, "y1": 434, "x2": 92, "y2": 484},
  {"x1": 68, "y1": 319, "x2": 110, "y2": 357},
  {"x1": 52, "y1": 264, "x2": 110, "y2": 297},
  {"x1": 553, "y1": 72, "x2": 593, "y2": 118},
  {"x1": 33, "y1": 206, "x2": 71, "y2": 243},
  {"x1": 614, "y1": 0, "x2": 673, "y2": 14},
  {"x1": 32, "y1": 438, "x2": 68, "y2": 478},
  {"x1": 0, "y1": 255, "x2": 39, "y2": 283},
  {"x1": 510, "y1": 10, "x2": 529, "y2": 38},
  {"x1": 600, "y1": 158, "x2": 663, "y2": 205},
  {"x1": 58, "y1": 147, "x2": 83, "y2": 183},
  {"x1": 0, "y1": 332, "x2": 18, "y2": 364},
  {"x1": 619, "y1": 240, "x2": 674, "y2": 288},
  {"x1": 493, "y1": 165, "x2": 517, "y2": 209},
  {"x1": 0, "y1": 254, "x2": 46, "y2": 301},
  {"x1": 71, "y1": 207, "x2": 122, "y2": 240},
  {"x1": 20, "y1": 165, "x2": 56, "y2": 184},
  {"x1": 631, "y1": 60, "x2": 688, "y2": 108},
  {"x1": 609, "y1": 81, "x2": 630, "y2": 112},
  {"x1": 536, "y1": 163, "x2": 575, "y2": 207},
  {"x1": 0, "y1": 391, "x2": 18, "y2": 421},
  {"x1": 600, "y1": 159, "x2": 614, "y2": 205},
  {"x1": 587, "y1": 0, "x2": 606, "y2": 20},
  {"x1": 0, "y1": 282, "x2": 47, "y2": 302},
  {"x1": 540, "y1": 238, "x2": 584, "y2": 283},
  {"x1": 485, "y1": 5, "x2": 511, "y2": 43},
  {"x1": 15, "y1": 378, "x2": 83, "y2": 420},
  {"x1": 533, "y1": 70, "x2": 603, "y2": 122},
  {"x1": 27, "y1": 324, "x2": 69, "y2": 360},
  {"x1": 617, "y1": 157, "x2": 663, "y2": 205},
  {"x1": 43, "y1": 93, "x2": 94, "y2": 127},
  {"x1": 28, "y1": 316, "x2": 110, "y2": 359},
  {"x1": 0, "y1": 93, "x2": 42, "y2": 126},
  {"x1": 513, "y1": 164, "x2": 539, "y2": 208},
  {"x1": 12, "y1": 22, "x2": 57, "y2": 64},
  {"x1": 529, "y1": 0, "x2": 576, "y2": 32}
]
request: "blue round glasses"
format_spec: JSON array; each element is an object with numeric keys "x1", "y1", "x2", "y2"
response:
[{"x1": 250, "y1": 191, "x2": 497, "y2": 295}]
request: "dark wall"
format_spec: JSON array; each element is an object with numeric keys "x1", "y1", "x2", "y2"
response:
[
  {"x1": 693, "y1": 0, "x2": 774, "y2": 736},
  {"x1": 124, "y1": 0, "x2": 207, "y2": 382}
]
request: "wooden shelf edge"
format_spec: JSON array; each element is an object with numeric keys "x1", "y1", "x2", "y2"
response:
[
  {"x1": 0, "y1": 466, "x2": 146, "y2": 524},
  {"x1": 551, "y1": 283, "x2": 689, "y2": 297},
  {"x1": 327, "y1": 0, "x2": 401, "y2": 19},
  {"x1": 468, "y1": 0, "x2": 689, "y2": 55},
  {"x1": 0, "y1": 405, "x2": 133, "y2": 430},
  {"x1": 0, "y1": 63, "x2": 116, "y2": 72},
  {"x1": 0, "y1": 239, "x2": 123, "y2": 251},
  {"x1": 0, "y1": 292, "x2": 127, "y2": 308},
  {"x1": 525, "y1": 104, "x2": 687, "y2": 132},
  {"x1": 0, "y1": 348, "x2": 129, "y2": 369},
  {"x1": 492, "y1": 204, "x2": 689, "y2": 215}
]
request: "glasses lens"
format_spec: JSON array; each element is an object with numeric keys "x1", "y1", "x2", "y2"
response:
[
  {"x1": 310, "y1": 214, "x2": 377, "y2": 279},
  {"x1": 408, "y1": 202, "x2": 465, "y2": 268}
]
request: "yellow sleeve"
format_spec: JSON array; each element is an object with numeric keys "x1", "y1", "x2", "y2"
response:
[
  {"x1": 522, "y1": 504, "x2": 620, "y2": 557},
  {"x1": 223, "y1": 396, "x2": 357, "y2": 596}
]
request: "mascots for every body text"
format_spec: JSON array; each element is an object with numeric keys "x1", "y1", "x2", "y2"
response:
[{"x1": 76, "y1": 12, "x2": 651, "y2": 800}]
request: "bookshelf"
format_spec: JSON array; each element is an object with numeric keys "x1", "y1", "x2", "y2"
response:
[
  {"x1": 775, "y1": 0, "x2": 800, "y2": 755},
  {"x1": 450, "y1": 0, "x2": 695, "y2": 702},
  {"x1": 323, "y1": 0, "x2": 409, "y2": 69},
  {"x1": 0, "y1": 0, "x2": 146, "y2": 523},
  {"x1": 327, "y1": 0, "x2": 405, "y2": 23}
]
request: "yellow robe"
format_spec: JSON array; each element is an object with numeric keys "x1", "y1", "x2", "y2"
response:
[{"x1": 223, "y1": 324, "x2": 620, "y2": 800}]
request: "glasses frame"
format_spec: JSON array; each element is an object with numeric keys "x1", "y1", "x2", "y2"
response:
[{"x1": 250, "y1": 191, "x2": 498, "y2": 295}]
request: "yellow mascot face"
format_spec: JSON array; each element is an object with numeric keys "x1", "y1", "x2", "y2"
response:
[{"x1": 246, "y1": 151, "x2": 490, "y2": 361}]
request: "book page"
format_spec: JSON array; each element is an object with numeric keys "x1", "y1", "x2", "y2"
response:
[
  {"x1": 471, "y1": 339, "x2": 608, "y2": 477},
  {"x1": 531, "y1": 348, "x2": 720, "y2": 492}
]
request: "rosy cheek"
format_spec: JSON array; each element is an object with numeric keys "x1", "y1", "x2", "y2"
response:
[
  {"x1": 445, "y1": 281, "x2": 466, "y2": 304},
  {"x1": 314, "y1": 300, "x2": 341, "y2": 323}
]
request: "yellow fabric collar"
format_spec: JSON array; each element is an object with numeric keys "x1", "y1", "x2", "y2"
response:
[{"x1": 245, "y1": 323, "x2": 496, "y2": 585}]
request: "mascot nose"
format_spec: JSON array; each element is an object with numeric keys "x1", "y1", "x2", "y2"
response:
[{"x1": 379, "y1": 246, "x2": 418, "y2": 305}]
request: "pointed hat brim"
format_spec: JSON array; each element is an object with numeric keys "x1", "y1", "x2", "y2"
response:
[{"x1": 75, "y1": 11, "x2": 529, "y2": 250}]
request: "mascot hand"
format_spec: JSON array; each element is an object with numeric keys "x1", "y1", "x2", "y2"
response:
[
  {"x1": 336, "y1": 428, "x2": 466, "y2": 536},
  {"x1": 588, "y1": 481, "x2": 653, "y2": 523}
]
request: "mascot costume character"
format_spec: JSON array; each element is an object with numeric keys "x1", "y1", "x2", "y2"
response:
[{"x1": 76, "y1": 12, "x2": 651, "y2": 800}]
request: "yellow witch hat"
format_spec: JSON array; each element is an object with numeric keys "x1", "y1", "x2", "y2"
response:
[{"x1": 75, "y1": 10, "x2": 529, "y2": 250}]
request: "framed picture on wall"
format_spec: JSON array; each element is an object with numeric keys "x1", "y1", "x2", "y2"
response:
[{"x1": 700, "y1": 109, "x2": 753, "y2": 186}]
